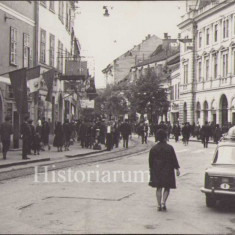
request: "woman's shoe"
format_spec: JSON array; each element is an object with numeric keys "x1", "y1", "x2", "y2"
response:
[
  {"x1": 161, "y1": 203, "x2": 167, "y2": 211},
  {"x1": 157, "y1": 206, "x2": 162, "y2": 211}
]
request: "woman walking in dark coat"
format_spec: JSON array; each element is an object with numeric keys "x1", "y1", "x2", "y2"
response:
[
  {"x1": 53, "y1": 122, "x2": 64, "y2": 152},
  {"x1": 149, "y1": 129, "x2": 180, "y2": 211}
]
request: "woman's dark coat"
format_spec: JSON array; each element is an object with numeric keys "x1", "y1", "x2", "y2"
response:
[
  {"x1": 53, "y1": 124, "x2": 64, "y2": 147},
  {"x1": 149, "y1": 142, "x2": 180, "y2": 188}
]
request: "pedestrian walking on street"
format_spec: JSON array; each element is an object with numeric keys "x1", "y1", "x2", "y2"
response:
[
  {"x1": 79, "y1": 120, "x2": 88, "y2": 148},
  {"x1": 28, "y1": 119, "x2": 35, "y2": 155},
  {"x1": 41, "y1": 117, "x2": 51, "y2": 151},
  {"x1": 182, "y1": 122, "x2": 190, "y2": 146},
  {"x1": 63, "y1": 119, "x2": 71, "y2": 151},
  {"x1": 214, "y1": 124, "x2": 222, "y2": 144},
  {"x1": 106, "y1": 121, "x2": 113, "y2": 151},
  {"x1": 120, "y1": 119, "x2": 132, "y2": 148},
  {"x1": 21, "y1": 116, "x2": 31, "y2": 160},
  {"x1": 53, "y1": 122, "x2": 64, "y2": 152},
  {"x1": 200, "y1": 121, "x2": 211, "y2": 148},
  {"x1": 32, "y1": 129, "x2": 41, "y2": 155},
  {"x1": 0, "y1": 116, "x2": 13, "y2": 160},
  {"x1": 172, "y1": 123, "x2": 181, "y2": 142},
  {"x1": 149, "y1": 129, "x2": 180, "y2": 211},
  {"x1": 113, "y1": 122, "x2": 120, "y2": 148},
  {"x1": 140, "y1": 122, "x2": 148, "y2": 144}
]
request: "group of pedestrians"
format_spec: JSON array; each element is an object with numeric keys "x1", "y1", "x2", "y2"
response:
[
  {"x1": 172, "y1": 121, "x2": 234, "y2": 148},
  {"x1": 76, "y1": 119, "x2": 132, "y2": 151}
]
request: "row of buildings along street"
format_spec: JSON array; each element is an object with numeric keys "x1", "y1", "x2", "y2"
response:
[
  {"x1": 0, "y1": 1, "x2": 96, "y2": 149},
  {"x1": 1, "y1": 0, "x2": 235, "y2": 150},
  {"x1": 102, "y1": 0, "x2": 235, "y2": 128}
]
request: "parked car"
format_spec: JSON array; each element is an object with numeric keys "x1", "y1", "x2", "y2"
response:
[{"x1": 201, "y1": 126, "x2": 235, "y2": 207}]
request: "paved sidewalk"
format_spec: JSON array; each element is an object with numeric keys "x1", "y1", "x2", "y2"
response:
[
  {"x1": 0, "y1": 137, "x2": 137, "y2": 169},
  {"x1": 0, "y1": 141, "x2": 105, "y2": 169}
]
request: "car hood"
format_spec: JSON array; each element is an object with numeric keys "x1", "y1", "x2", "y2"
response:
[{"x1": 206, "y1": 165, "x2": 235, "y2": 177}]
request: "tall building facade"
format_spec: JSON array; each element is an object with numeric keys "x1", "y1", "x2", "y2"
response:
[
  {"x1": 178, "y1": 0, "x2": 235, "y2": 126},
  {"x1": 36, "y1": 1, "x2": 80, "y2": 128},
  {"x1": 0, "y1": 1, "x2": 36, "y2": 146}
]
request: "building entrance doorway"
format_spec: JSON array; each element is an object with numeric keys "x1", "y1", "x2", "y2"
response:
[{"x1": 220, "y1": 95, "x2": 228, "y2": 126}]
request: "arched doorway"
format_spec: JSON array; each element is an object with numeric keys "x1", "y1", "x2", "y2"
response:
[
  {"x1": 203, "y1": 101, "x2": 209, "y2": 123},
  {"x1": 220, "y1": 94, "x2": 228, "y2": 126},
  {"x1": 196, "y1": 102, "x2": 201, "y2": 123},
  {"x1": 183, "y1": 102, "x2": 187, "y2": 123}
]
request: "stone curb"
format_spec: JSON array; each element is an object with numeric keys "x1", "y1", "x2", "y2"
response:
[{"x1": 0, "y1": 157, "x2": 50, "y2": 169}]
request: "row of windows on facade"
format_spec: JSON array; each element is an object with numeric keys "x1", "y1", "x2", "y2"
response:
[
  {"x1": 40, "y1": 1, "x2": 73, "y2": 33},
  {"x1": 10, "y1": 27, "x2": 31, "y2": 67},
  {"x1": 9, "y1": 26, "x2": 70, "y2": 73},
  {"x1": 197, "y1": 16, "x2": 235, "y2": 49},
  {"x1": 183, "y1": 51, "x2": 235, "y2": 84},
  {"x1": 40, "y1": 28, "x2": 72, "y2": 72}
]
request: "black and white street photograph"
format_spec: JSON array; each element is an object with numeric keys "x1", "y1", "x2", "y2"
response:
[{"x1": 1, "y1": 0, "x2": 235, "y2": 234}]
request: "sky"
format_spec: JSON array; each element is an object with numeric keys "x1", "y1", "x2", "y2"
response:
[{"x1": 74, "y1": 1, "x2": 186, "y2": 89}]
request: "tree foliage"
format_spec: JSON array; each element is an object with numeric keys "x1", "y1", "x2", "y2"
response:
[
  {"x1": 94, "y1": 84, "x2": 128, "y2": 119},
  {"x1": 129, "y1": 68, "x2": 169, "y2": 122}
]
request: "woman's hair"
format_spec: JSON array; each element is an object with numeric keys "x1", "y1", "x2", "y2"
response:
[{"x1": 157, "y1": 129, "x2": 167, "y2": 142}]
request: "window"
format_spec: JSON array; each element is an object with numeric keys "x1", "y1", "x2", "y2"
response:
[
  {"x1": 175, "y1": 84, "x2": 177, "y2": 100},
  {"x1": 66, "y1": 2, "x2": 69, "y2": 29},
  {"x1": 205, "y1": 58, "x2": 209, "y2": 80},
  {"x1": 7, "y1": 85, "x2": 14, "y2": 99},
  {"x1": 6, "y1": 103, "x2": 13, "y2": 124},
  {"x1": 213, "y1": 54, "x2": 218, "y2": 79},
  {"x1": 49, "y1": 34, "x2": 55, "y2": 67},
  {"x1": 198, "y1": 61, "x2": 202, "y2": 82},
  {"x1": 10, "y1": 27, "x2": 17, "y2": 65},
  {"x1": 214, "y1": 24, "x2": 218, "y2": 42},
  {"x1": 206, "y1": 28, "x2": 210, "y2": 45},
  {"x1": 58, "y1": 1, "x2": 64, "y2": 24},
  {"x1": 234, "y1": 15, "x2": 235, "y2": 35},
  {"x1": 57, "y1": 40, "x2": 63, "y2": 72},
  {"x1": 40, "y1": 29, "x2": 46, "y2": 63},
  {"x1": 223, "y1": 19, "x2": 229, "y2": 39},
  {"x1": 178, "y1": 83, "x2": 180, "y2": 99},
  {"x1": 49, "y1": 1, "x2": 55, "y2": 11},
  {"x1": 184, "y1": 64, "x2": 188, "y2": 84},
  {"x1": 199, "y1": 32, "x2": 202, "y2": 48},
  {"x1": 234, "y1": 51, "x2": 235, "y2": 75},
  {"x1": 170, "y1": 86, "x2": 174, "y2": 100},
  {"x1": 23, "y1": 33, "x2": 30, "y2": 68},
  {"x1": 68, "y1": 8, "x2": 72, "y2": 32},
  {"x1": 223, "y1": 54, "x2": 228, "y2": 77}
]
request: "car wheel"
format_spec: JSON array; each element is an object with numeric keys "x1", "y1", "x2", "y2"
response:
[{"x1": 206, "y1": 194, "x2": 216, "y2": 208}]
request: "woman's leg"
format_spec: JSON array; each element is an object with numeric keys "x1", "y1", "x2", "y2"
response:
[
  {"x1": 162, "y1": 188, "x2": 170, "y2": 209},
  {"x1": 156, "y1": 188, "x2": 162, "y2": 208}
]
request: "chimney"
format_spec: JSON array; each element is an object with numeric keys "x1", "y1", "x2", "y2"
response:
[
  {"x1": 164, "y1": 33, "x2": 168, "y2": 39},
  {"x1": 178, "y1": 33, "x2": 181, "y2": 39}
]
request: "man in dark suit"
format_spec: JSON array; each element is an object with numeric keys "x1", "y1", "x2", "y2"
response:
[
  {"x1": 21, "y1": 116, "x2": 31, "y2": 160},
  {"x1": 120, "y1": 119, "x2": 132, "y2": 148},
  {"x1": 0, "y1": 116, "x2": 13, "y2": 159},
  {"x1": 200, "y1": 121, "x2": 211, "y2": 148}
]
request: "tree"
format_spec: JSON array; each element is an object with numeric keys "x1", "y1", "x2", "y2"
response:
[
  {"x1": 129, "y1": 68, "x2": 169, "y2": 123},
  {"x1": 94, "y1": 84, "x2": 128, "y2": 120}
]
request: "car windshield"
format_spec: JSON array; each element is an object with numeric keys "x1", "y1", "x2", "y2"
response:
[{"x1": 213, "y1": 146, "x2": 235, "y2": 164}]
